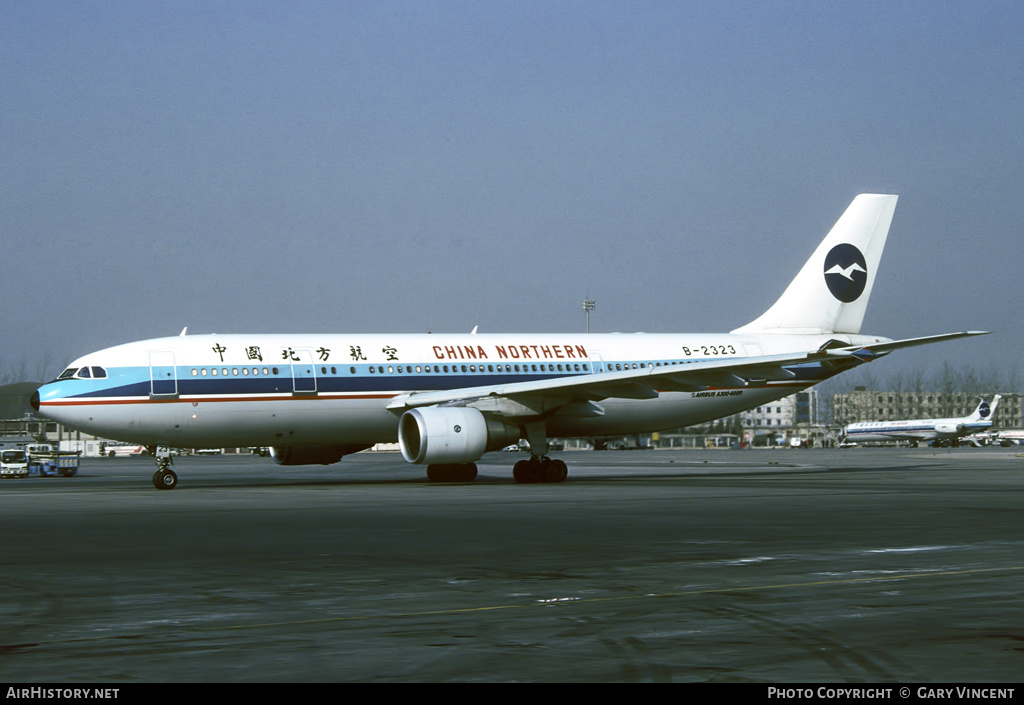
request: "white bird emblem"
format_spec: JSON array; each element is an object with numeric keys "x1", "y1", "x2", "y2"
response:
[{"x1": 824, "y1": 262, "x2": 867, "y2": 280}]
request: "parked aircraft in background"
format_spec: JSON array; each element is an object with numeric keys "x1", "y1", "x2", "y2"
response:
[
  {"x1": 843, "y1": 395, "x2": 1001, "y2": 447},
  {"x1": 33, "y1": 194, "x2": 986, "y2": 488},
  {"x1": 992, "y1": 430, "x2": 1024, "y2": 447}
]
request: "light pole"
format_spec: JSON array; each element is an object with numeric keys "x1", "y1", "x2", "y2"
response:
[{"x1": 582, "y1": 299, "x2": 596, "y2": 333}]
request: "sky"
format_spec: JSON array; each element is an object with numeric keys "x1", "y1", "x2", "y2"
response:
[{"x1": 2, "y1": 1, "x2": 1022, "y2": 388}]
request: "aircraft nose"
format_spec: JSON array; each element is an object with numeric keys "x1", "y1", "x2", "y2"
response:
[{"x1": 30, "y1": 388, "x2": 40, "y2": 412}]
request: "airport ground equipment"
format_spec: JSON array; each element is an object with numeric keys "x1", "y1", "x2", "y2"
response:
[
  {"x1": 1, "y1": 449, "x2": 30, "y2": 478},
  {"x1": 25, "y1": 444, "x2": 80, "y2": 477}
]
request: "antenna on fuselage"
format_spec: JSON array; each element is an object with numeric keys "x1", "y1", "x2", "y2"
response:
[{"x1": 180, "y1": 327, "x2": 188, "y2": 336}]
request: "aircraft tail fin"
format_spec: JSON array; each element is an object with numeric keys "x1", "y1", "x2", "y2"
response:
[
  {"x1": 731, "y1": 194, "x2": 898, "y2": 336},
  {"x1": 969, "y1": 395, "x2": 1001, "y2": 422}
]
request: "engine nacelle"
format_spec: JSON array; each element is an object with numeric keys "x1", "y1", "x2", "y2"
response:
[
  {"x1": 934, "y1": 423, "x2": 964, "y2": 436},
  {"x1": 270, "y1": 444, "x2": 371, "y2": 466},
  {"x1": 399, "y1": 407, "x2": 520, "y2": 465}
]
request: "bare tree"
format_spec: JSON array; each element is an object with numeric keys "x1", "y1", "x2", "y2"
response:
[
  {"x1": 934, "y1": 361, "x2": 962, "y2": 417},
  {"x1": 32, "y1": 350, "x2": 55, "y2": 384},
  {"x1": 888, "y1": 369, "x2": 908, "y2": 417}
]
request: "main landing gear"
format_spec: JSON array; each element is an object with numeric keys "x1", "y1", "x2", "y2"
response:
[
  {"x1": 512, "y1": 421, "x2": 568, "y2": 484},
  {"x1": 426, "y1": 457, "x2": 568, "y2": 483},
  {"x1": 424, "y1": 421, "x2": 570, "y2": 484},
  {"x1": 512, "y1": 456, "x2": 568, "y2": 483},
  {"x1": 151, "y1": 446, "x2": 178, "y2": 490}
]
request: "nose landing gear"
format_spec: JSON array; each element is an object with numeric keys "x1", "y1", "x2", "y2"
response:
[{"x1": 151, "y1": 447, "x2": 178, "y2": 490}]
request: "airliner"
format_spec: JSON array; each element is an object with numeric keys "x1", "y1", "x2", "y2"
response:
[
  {"x1": 993, "y1": 430, "x2": 1024, "y2": 446},
  {"x1": 33, "y1": 194, "x2": 987, "y2": 489},
  {"x1": 843, "y1": 395, "x2": 1001, "y2": 447}
]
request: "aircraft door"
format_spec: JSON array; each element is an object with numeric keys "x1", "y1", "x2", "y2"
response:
[
  {"x1": 149, "y1": 351, "x2": 178, "y2": 396},
  {"x1": 291, "y1": 350, "x2": 317, "y2": 394}
]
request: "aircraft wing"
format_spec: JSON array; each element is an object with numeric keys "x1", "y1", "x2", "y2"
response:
[
  {"x1": 386, "y1": 349, "x2": 855, "y2": 416},
  {"x1": 386, "y1": 330, "x2": 987, "y2": 418}
]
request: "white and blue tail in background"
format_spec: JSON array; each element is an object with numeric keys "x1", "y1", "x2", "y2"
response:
[
  {"x1": 969, "y1": 395, "x2": 1001, "y2": 422},
  {"x1": 732, "y1": 194, "x2": 898, "y2": 336}
]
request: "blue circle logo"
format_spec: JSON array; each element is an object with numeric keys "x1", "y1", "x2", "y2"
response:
[{"x1": 823, "y1": 244, "x2": 868, "y2": 302}]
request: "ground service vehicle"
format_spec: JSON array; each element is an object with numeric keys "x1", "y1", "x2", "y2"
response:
[
  {"x1": 26, "y1": 444, "x2": 79, "y2": 477},
  {"x1": 1, "y1": 449, "x2": 30, "y2": 478}
]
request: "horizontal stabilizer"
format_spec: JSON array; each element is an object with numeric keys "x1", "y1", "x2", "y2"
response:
[{"x1": 836, "y1": 331, "x2": 989, "y2": 355}]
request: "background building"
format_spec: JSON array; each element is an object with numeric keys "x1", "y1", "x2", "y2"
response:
[{"x1": 739, "y1": 390, "x2": 824, "y2": 446}]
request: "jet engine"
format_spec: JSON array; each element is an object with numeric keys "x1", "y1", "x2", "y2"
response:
[
  {"x1": 934, "y1": 423, "x2": 964, "y2": 436},
  {"x1": 270, "y1": 444, "x2": 372, "y2": 466},
  {"x1": 399, "y1": 407, "x2": 520, "y2": 465}
]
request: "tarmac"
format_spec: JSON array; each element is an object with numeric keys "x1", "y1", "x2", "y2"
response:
[{"x1": 1, "y1": 447, "x2": 1022, "y2": 682}]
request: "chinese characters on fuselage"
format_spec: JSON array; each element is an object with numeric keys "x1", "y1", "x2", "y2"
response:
[{"x1": 207, "y1": 342, "x2": 593, "y2": 364}]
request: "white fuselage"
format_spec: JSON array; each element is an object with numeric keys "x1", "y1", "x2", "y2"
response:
[
  {"x1": 36, "y1": 330, "x2": 883, "y2": 449},
  {"x1": 843, "y1": 415, "x2": 992, "y2": 444}
]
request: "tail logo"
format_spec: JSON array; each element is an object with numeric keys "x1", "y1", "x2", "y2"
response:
[
  {"x1": 978, "y1": 402, "x2": 991, "y2": 418},
  {"x1": 823, "y1": 244, "x2": 868, "y2": 302}
]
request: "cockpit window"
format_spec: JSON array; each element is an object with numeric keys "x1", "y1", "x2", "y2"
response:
[{"x1": 59, "y1": 366, "x2": 107, "y2": 380}]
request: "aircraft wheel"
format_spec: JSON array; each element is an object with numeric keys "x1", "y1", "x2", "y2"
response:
[
  {"x1": 153, "y1": 469, "x2": 178, "y2": 490},
  {"x1": 512, "y1": 460, "x2": 527, "y2": 483},
  {"x1": 545, "y1": 459, "x2": 568, "y2": 483},
  {"x1": 513, "y1": 458, "x2": 542, "y2": 484},
  {"x1": 513, "y1": 457, "x2": 564, "y2": 483}
]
